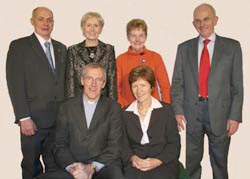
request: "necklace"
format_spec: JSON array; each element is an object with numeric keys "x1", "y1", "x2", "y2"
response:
[
  {"x1": 86, "y1": 46, "x2": 97, "y2": 59},
  {"x1": 138, "y1": 105, "x2": 149, "y2": 117},
  {"x1": 138, "y1": 108, "x2": 148, "y2": 116},
  {"x1": 137, "y1": 100, "x2": 151, "y2": 118}
]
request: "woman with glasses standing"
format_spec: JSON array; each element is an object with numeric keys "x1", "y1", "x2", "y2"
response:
[{"x1": 117, "y1": 19, "x2": 171, "y2": 108}]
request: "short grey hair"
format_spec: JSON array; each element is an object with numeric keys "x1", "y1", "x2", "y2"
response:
[
  {"x1": 81, "y1": 63, "x2": 106, "y2": 81},
  {"x1": 32, "y1": 7, "x2": 53, "y2": 19},
  {"x1": 193, "y1": 3, "x2": 216, "y2": 17}
]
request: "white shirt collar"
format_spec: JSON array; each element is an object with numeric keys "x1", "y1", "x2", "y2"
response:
[
  {"x1": 126, "y1": 96, "x2": 162, "y2": 113},
  {"x1": 199, "y1": 33, "x2": 216, "y2": 44},
  {"x1": 126, "y1": 96, "x2": 162, "y2": 145},
  {"x1": 34, "y1": 32, "x2": 52, "y2": 45}
]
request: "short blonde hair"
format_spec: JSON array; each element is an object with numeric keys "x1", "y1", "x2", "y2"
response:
[
  {"x1": 126, "y1": 19, "x2": 147, "y2": 37},
  {"x1": 80, "y1": 12, "x2": 104, "y2": 28}
]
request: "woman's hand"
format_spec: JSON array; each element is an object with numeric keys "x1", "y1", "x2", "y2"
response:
[
  {"x1": 131, "y1": 155, "x2": 162, "y2": 172},
  {"x1": 139, "y1": 158, "x2": 162, "y2": 172},
  {"x1": 130, "y1": 155, "x2": 145, "y2": 169}
]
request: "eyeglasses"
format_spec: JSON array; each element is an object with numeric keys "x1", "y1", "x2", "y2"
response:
[
  {"x1": 84, "y1": 76, "x2": 105, "y2": 84},
  {"x1": 128, "y1": 33, "x2": 146, "y2": 39}
]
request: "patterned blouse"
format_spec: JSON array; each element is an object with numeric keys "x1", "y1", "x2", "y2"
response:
[{"x1": 65, "y1": 40, "x2": 117, "y2": 100}]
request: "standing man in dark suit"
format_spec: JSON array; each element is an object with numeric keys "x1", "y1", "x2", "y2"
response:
[
  {"x1": 6, "y1": 7, "x2": 67, "y2": 179},
  {"x1": 37, "y1": 63, "x2": 124, "y2": 179},
  {"x1": 171, "y1": 3, "x2": 243, "y2": 179}
]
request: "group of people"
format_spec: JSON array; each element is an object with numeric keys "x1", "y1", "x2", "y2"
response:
[{"x1": 6, "y1": 2, "x2": 243, "y2": 179}]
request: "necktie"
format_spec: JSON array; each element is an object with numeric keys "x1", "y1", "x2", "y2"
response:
[
  {"x1": 199, "y1": 39, "x2": 211, "y2": 98},
  {"x1": 44, "y1": 41, "x2": 55, "y2": 72}
]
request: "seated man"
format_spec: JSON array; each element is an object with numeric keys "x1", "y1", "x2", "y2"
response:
[{"x1": 37, "y1": 63, "x2": 124, "y2": 179}]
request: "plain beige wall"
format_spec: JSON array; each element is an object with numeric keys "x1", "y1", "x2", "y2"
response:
[{"x1": 1, "y1": 0, "x2": 249, "y2": 178}]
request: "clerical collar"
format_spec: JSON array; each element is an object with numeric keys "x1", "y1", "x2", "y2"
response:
[
  {"x1": 126, "y1": 96, "x2": 162, "y2": 112},
  {"x1": 83, "y1": 96, "x2": 99, "y2": 104}
]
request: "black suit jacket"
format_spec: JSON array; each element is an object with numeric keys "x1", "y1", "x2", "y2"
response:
[
  {"x1": 6, "y1": 33, "x2": 67, "y2": 128},
  {"x1": 121, "y1": 102, "x2": 180, "y2": 166},
  {"x1": 53, "y1": 96, "x2": 122, "y2": 169}
]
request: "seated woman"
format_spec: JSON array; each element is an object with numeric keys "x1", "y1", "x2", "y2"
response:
[
  {"x1": 117, "y1": 18, "x2": 171, "y2": 108},
  {"x1": 122, "y1": 65, "x2": 180, "y2": 179}
]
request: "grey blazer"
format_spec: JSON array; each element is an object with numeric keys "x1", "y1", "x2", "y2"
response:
[
  {"x1": 6, "y1": 33, "x2": 67, "y2": 128},
  {"x1": 65, "y1": 40, "x2": 117, "y2": 100},
  {"x1": 171, "y1": 35, "x2": 243, "y2": 135}
]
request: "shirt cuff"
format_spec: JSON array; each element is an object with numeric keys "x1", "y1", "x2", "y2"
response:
[
  {"x1": 19, "y1": 117, "x2": 31, "y2": 121},
  {"x1": 92, "y1": 161, "x2": 105, "y2": 171},
  {"x1": 65, "y1": 164, "x2": 73, "y2": 172}
]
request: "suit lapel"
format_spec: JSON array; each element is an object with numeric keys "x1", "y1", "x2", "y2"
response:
[
  {"x1": 147, "y1": 107, "x2": 165, "y2": 138},
  {"x1": 126, "y1": 111, "x2": 143, "y2": 141},
  {"x1": 73, "y1": 97, "x2": 88, "y2": 137},
  {"x1": 132, "y1": 113, "x2": 142, "y2": 132},
  {"x1": 29, "y1": 33, "x2": 55, "y2": 77},
  {"x1": 88, "y1": 96, "x2": 106, "y2": 131},
  {"x1": 189, "y1": 37, "x2": 199, "y2": 86},
  {"x1": 52, "y1": 39, "x2": 63, "y2": 79},
  {"x1": 29, "y1": 34, "x2": 48, "y2": 63},
  {"x1": 147, "y1": 109, "x2": 160, "y2": 131},
  {"x1": 210, "y1": 35, "x2": 223, "y2": 78}
]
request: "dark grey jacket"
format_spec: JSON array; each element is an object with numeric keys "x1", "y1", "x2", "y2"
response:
[{"x1": 6, "y1": 33, "x2": 67, "y2": 128}]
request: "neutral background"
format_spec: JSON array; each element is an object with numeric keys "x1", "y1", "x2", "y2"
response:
[{"x1": 1, "y1": 0, "x2": 249, "y2": 178}]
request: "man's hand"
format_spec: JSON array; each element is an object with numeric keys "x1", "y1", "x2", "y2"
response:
[
  {"x1": 69, "y1": 163, "x2": 83, "y2": 174},
  {"x1": 227, "y1": 120, "x2": 239, "y2": 137},
  {"x1": 83, "y1": 164, "x2": 95, "y2": 179},
  {"x1": 69, "y1": 163, "x2": 94, "y2": 179},
  {"x1": 20, "y1": 119, "x2": 37, "y2": 136},
  {"x1": 69, "y1": 163, "x2": 87, "y2": 179},
  {"x1": 175, "y1": 115, "x2": 186, "y2": 132}
]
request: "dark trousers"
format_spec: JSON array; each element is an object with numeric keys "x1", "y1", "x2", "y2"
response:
[
  {"x1": 124, "y1": 160, "x2": 179, "y2": 179},
  {"x1": 34, "y1": 163, "x2": 125, "y2": 179},
  {"x1": 186, "y1": 102, "x2": 230, "y2": 179},
  {"x1": 21, "y1": 127, "x2": 57, "y2": 179}
]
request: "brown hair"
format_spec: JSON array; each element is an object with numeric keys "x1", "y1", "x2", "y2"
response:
[
  {"x1": 129, "y1": 65, "x2": 155, "y2": 88},
  {"x1": 126, "y1": 19, "x2": 147, "y2": 37}
]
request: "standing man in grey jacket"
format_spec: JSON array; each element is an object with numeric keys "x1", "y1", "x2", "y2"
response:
[{"x1": 171, "y1": 3, "x2": 243, "y2": 179}]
